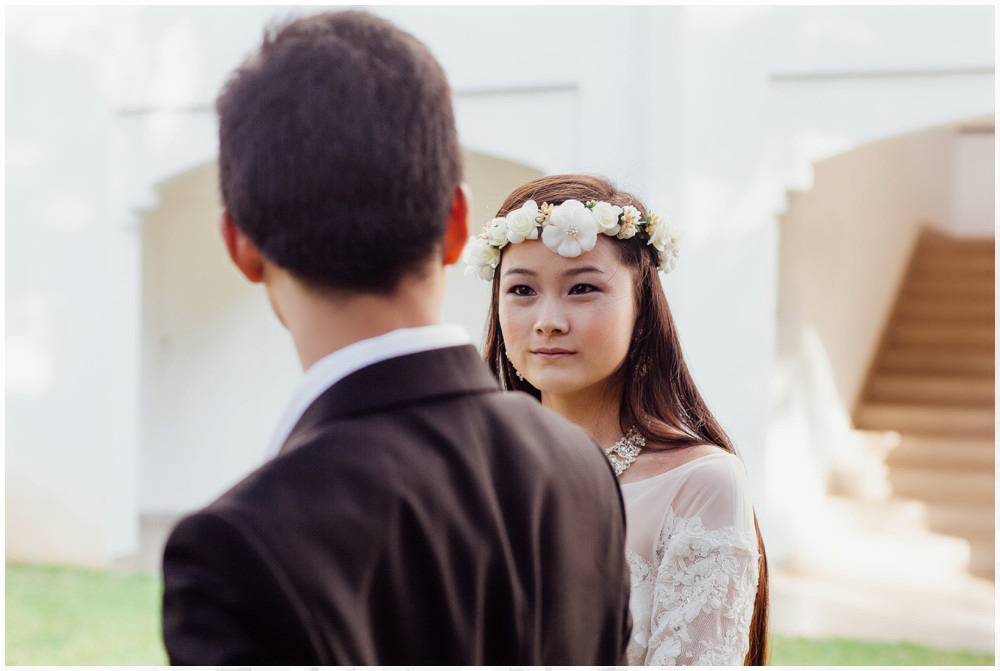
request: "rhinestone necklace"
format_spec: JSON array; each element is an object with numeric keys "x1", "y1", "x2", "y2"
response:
[{"x1": 604, "y1": 427, "x2": 645, "y2": 476}]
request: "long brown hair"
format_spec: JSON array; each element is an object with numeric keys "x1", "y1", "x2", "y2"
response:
[{"x1": 482, "y1": 174, "x2": 770, "y2": 665}]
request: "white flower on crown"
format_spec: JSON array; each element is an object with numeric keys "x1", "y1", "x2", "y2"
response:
[
  {"x1": 505, "y1": 199, "x2": 541, "y2": 244},
  {"x1": 485, "y1": 217, "x2": 509, "y2": 248},
  {"x1": 590, "y1": 201, "x2": 623, "y2": 236},
  {"x1": 617, "y1": 223, "x2": 638, "y2": 239},
  {"x1": 659, "y1": 243, "x2": 680, "y2": 273},
  {"x1": 463, "y1": 235, "x2": 500, "y2": 280},
  {"x1": 537, "y1": 202, "x2": 554, "y2": 224},
  {"x1": 618, "y1": 205, "x2": 642, "y2": 239},
  {"x1": 646, "y1": 213, "x2": 680, "y2": 273},
  {"x1": 645, "y1": 213, "x2": 669, "y2": 250},
  {"x1": 541, "y1": 199, "x2": 600, "y2": 258},
  {"x1": 621, "y1": 205, "x2": 641, "y2": 230}
]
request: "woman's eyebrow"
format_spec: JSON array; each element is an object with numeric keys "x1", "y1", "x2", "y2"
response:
[
  {"x1": 502, "y1": 265, "x2": 604, "y2": 278},
  {"x1": 563, "y1": 266, "x2": 603, "y2": 277}
]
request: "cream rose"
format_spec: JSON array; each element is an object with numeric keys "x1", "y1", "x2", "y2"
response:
[
  {"x1": 463, "y1": 236, "x2": 500, "y2": 280},
  {"x1": 659, "y1": 243, "x2": 679, "y2": 273},
  {"x1": 646, "y1": 215, "x2": 680, "y2": 273},
  {"x1": 486, "y1": 217, "x2": 509, "y2": 248},
  {"x1": 590, "y1": 201, "x2": 623, "y2": 236},
  {"x1": 646, "y1": 214, "x2": 674, "y2": 252},
  {"x1": 505, "y1": 200, "x2": 541, "y2": 244}
]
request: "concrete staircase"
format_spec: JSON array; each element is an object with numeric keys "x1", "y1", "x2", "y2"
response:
[
  {"x1": 855, "y1": 231, "x2": 995, "y2": 580},
  {"x1": 771, "y1": 232, "x2": 995, "y2": 654}
]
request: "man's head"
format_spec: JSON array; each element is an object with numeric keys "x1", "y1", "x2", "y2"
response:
[{"x1": 216, "y1": 11, "x2": 465, "y2": 295}]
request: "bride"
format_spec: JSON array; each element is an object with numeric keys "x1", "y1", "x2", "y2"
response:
[{"x1": 465, "y1": 174, "x2": 769, "y2": 665}]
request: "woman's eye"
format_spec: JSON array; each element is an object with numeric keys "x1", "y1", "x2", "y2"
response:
[
  {"x1": 569, "y1": 283, "x2": 598, "y2": 295},
  {"x1": 508, "y1": 285, "x2": 535, "y2": 297}
]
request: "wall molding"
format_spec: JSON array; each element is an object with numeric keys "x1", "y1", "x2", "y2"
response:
[{"x1": 771, "y1": 66, "x2": 993, "y2": 83}]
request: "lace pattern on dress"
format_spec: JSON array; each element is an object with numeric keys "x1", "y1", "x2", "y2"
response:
[{"x1": 625, "y1": 508, "x2": 759, "y2": 666}]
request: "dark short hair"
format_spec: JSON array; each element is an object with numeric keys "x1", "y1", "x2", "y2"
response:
[{"x1": 216, "y1": 11, "x2": 462, "y2": 293}]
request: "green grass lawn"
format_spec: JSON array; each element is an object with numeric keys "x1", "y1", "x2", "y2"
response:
[
  {"x1": 769, "y1": 635, "x2": 994, "y2": 666},
  {"x1": 5, "y1": 562, "x2": 995, "y2": 665},
  {"x1": 6, "y1": 562, "x2": 168, "y2": 665}
]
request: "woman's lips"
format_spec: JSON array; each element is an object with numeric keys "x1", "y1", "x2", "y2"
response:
[{"x1": 531, "y1": 348, "x2": 575, "y2": 360}]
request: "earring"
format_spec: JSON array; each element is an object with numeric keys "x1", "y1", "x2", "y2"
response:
[
  {"x1": 503, "y1": 348, "x2": 525, "y2": 381},
  {"x1": 638, "y1": 355, "x2": 650, "y2": 378}
]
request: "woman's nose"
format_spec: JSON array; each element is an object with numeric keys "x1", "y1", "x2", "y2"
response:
[{"x1": 534, "y1": 300, "x2": 569, "y2": 335}]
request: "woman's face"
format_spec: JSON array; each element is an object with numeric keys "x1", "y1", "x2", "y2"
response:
[{"x1": 498, "y1": 237, "x2": 638, "y2": 397}]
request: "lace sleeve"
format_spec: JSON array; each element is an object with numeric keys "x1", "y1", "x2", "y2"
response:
[{"x1": 643, "y1": 509, "x2": 759, "y2": 665}]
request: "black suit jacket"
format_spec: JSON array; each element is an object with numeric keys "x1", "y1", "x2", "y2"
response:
[{"x1": 162, "y1": 344, "x2": 631, "y2": 665}]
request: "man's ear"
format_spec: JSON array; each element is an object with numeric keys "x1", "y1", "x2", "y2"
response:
[
  {"x1": 220, "y1": 210, "x2": 265, "y2": 283},
  {"x1": 441, "y1": 183, "x2": 470, "y2": 266}
]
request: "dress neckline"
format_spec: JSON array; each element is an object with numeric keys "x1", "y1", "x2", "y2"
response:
[{"x1": 618, "y1": 450, "x2": 734, "y2": 487}]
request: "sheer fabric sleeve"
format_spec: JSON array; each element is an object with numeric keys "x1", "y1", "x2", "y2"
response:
[{"x1": 643, "y1": 459, "x2": 760, "y2": 666}]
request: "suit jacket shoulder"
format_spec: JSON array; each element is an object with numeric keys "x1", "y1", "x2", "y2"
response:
[{"x1": 163, "y1": 345, "x2": 630, "y2": 665}]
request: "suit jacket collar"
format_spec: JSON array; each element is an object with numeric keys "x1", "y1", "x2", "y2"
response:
[{"x1": 279, "y1": 345, "x2": 499, "y2": 455}]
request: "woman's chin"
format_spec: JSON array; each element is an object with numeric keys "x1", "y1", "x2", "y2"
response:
[{"x1": 526, "y1": 374, "x2": 590, "y2": 397}]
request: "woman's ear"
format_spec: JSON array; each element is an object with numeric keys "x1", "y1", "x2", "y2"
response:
[
  {"x1": 220, "y1": 210, "x2": 266, "y2": 283},
  {"x1": 442, "y1": 184, "x2": 470, "y2": 265}
]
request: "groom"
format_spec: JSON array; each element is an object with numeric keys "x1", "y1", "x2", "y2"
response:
[{"x1": 160, "y1": 10, "x2": 631, "y2": 665}]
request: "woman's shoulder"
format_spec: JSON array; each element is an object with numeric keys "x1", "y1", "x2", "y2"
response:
[
  {"x1": 619, "y1": 443, "x2": 737, "y2": 485},
  {"x1": 622, "y1": 445, "x2": 754, "y2": 520},
  {"x1": 620, "y1": 445, "x2": 757, "y2": 543}
]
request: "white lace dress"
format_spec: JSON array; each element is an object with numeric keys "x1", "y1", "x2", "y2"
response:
[{"x1": 621, "y1": 451, "x2": 759, "y2": 666}]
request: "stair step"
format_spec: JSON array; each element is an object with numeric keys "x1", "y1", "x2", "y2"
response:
[
  {"x1": 911, "y1": 255, "x2": 995, "y2": 274},
  {"x1": 856, "y1": 403, "x2": 995, "y2": 435},
  {"x1": 969, "y1": 541, "x2": 995, "y2": 580},
  {"x1": 895, "y1": 298, "x2": 994, "y2": 320},
  {"x1": 868, "y1": 374, "x2": 995, "y2": 405},
  {"x1": 904, "y1": 278, "x2": 995, "y2": 298},
  {"x1": 919, "y1": 237, "x2": 994, "y2": 255},
  {"x1": 908, "y1": 269, "x2": 995, "y2": 285},
  {"x1": 887, "y1": 321, "x2": 994, "y2": 347},
  {"x1": 879, "y1": 345, "x2": 994, "y2": 375},
  {"x1": 889, "y1": 466, "x2": 995, "y2": 504},
  {"x1": 924, "y1": 502, "x2": 996, "y2": 537},
  {"x1": 885, "y1": 434, "x2": 996, "y2": 468},
  {"x1": 889, "y1": 315, "x2": 995, "y2": 331}
]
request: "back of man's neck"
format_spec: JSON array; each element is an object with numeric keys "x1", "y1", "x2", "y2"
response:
[{"x1": 266, "y1": 269, "x2": 444, "y2": 370}]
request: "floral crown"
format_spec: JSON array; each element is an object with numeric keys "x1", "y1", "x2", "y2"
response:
[{"x1": 463, "y1": 199, "x2": 679, "y2": 281}]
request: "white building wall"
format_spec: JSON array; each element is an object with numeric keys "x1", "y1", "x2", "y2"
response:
[
  {"x1": 7, "y1": 9, "x2": 144, "y2": 563},
  {"x1": 6, "y1": 5, "x2": 993, "y2": 564},
  {"x1": 951, "y1": 131, "x2": 996, "y2": 236}
]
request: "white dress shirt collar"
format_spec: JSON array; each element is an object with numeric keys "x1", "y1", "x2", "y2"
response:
[{"x1": 265, "y1": 323, "x2": 473, "y2": 460}]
